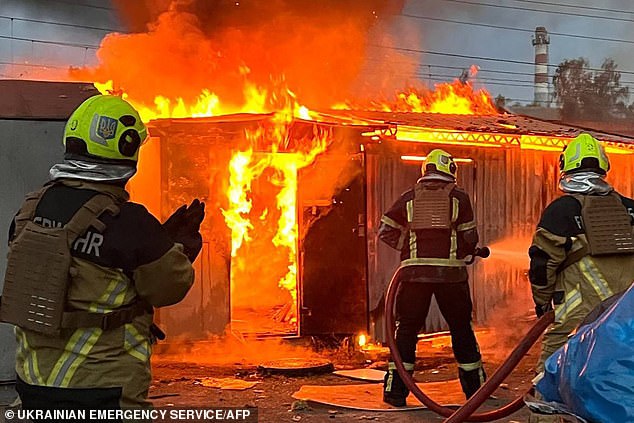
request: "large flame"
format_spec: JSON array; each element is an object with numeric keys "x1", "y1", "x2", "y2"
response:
[
  {"x1": 333, "y1": 66, "x2": 497, "y2": 115},
  {"x1": 13, "y1": 2, "x2": 501, "y2": 334},
  {"x1": 221, "y1": 113, "x2": 330, "y2": 326}
]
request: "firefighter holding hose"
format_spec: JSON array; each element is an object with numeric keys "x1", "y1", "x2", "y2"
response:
[
  {"x1": 528, "y1": 133, "x2": 634, "y2": 422},
  {"x1": 378, "y1": 149, "x2": 486, "y2": 407},
  {"x1": 0, "y1": 95, "x2": 204, "y2": 410}
]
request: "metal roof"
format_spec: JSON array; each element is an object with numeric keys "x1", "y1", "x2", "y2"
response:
[{"x1": 320, "y1": 110, "x2": 634, "y2": 145}]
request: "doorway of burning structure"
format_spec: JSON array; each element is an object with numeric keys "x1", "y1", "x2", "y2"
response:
[
  {"x1": 298, "y1": 154, "x2": 369, "y2": 335},
  {"x1": 229, "y1": 157, "x2": 301, "y2": 337}
]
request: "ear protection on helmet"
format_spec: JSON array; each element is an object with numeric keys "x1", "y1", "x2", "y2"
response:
[
  {"x1": 117, "y1": 114, "x2": 142, "y2": 157},
  {"x1": 449, "y1": 161, "x2": 457, "y2": 175},
  {"x1": 118, "y1": 128, "x2": 142, "y2": 157}
]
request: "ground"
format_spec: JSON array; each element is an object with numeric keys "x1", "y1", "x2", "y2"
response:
[
  {"x1": 146, "y1": 332, "x2": 539, "y2": 423},
  {"x1": 0, "y1": 323, "x2": 542, "y2": 423}
]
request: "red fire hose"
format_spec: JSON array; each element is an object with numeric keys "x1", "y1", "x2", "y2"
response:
[{"x1": 384, "y1": 255, "x2": 555, "y2": 422}]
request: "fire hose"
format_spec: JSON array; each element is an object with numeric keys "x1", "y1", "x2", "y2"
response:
[{"x1": 384, "y1": 247, "x2": 556, "y2": 422}]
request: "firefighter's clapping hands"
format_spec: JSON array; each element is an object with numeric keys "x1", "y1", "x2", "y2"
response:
[{"x1": 163, "y1": 199, "x2": 206, "y2": 262}]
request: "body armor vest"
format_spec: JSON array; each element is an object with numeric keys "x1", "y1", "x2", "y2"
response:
[
  {"x1": 410, "y1": 182, "x2": 455, "y2": 230},
  {"x1": 575, "y1": 193, "x2": 634, "y2": 255},
  {"x1": 0, "y1": 184, "x2": 146, "y2": 335}
]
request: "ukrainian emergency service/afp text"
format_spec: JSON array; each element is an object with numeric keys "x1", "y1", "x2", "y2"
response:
[{"x1": 5, "y1": 408, "x2": 257, "y2": 422}]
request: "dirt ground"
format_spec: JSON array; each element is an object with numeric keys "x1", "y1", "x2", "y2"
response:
[
  {"x1": 0, "y1": 319, "x2": 543, "y2": 423},
  {"x1": 147, "y1": 331, "x2": 539, "y2": 423}
]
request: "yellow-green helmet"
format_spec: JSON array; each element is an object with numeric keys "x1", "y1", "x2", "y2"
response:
[
  {"x1": 559, "y1": 133, "x2": 610, "y2": 175},
  {"x1": 423, "y1": 149, "x2": 457, "y2": 178},
  {"x1": 64, "y1": 95, "x2": 147, "y2": 165}
]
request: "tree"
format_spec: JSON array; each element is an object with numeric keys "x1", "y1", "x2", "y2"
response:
[{"x1": 553, "y1": 58, "x2": 629, "y2": 121}]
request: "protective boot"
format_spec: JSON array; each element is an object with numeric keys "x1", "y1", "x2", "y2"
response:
[
  {"x1": 383, "y1": 362, "x2": 414, "y2": 407},
  {"x1": 458, "y1": 364, "x2": 487, "y2": 399}
]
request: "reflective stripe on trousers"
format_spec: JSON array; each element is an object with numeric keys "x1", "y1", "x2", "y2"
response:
[
  {"x1": 15, "y1": 328, "x2": 44, "y2": 385},
  {"x1": 124, "y1": 323, "x2": 150, "y2": 363},
  {"x1": 47, "y1": 328, "x2": 102, "y2": 387}
]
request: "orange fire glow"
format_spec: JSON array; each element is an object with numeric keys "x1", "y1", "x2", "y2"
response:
[
  {"x1": 220, "y1": 115, "x2": 331, "y2": 326},
  {"x1": 19, "y1": 3, "x2": 504, "y2": 335},
  {"x1": 333, "y1": 66, "x2": 497, "y2": 115}
]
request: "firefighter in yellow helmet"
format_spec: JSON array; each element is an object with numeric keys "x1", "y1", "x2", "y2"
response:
[
  {"x1": 528, "y1": 133, "x2": 634, "y2": 422},
  {"x1": 378, "y1": 149, "x2": 485, "y2": 406},
  {"x1": 0, "y1": 95, "x2": 204, "y2": 409}
]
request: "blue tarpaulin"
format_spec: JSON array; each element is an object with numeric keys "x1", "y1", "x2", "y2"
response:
[{"x1": 536, "y1": 283, "x2": 634, "y2": 423}]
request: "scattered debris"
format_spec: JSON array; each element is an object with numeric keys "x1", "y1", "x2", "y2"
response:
[
  {"x1": 500, "y1": 383, "x2": 510, "y2": 390},
  {"x1": 259, "y1": 358, "x2": 334, "y2": 376},
  {"x1": 290, "y1": 400, "x2": 311, "y2": 412},
  {"x1": 333, "y1": 368, "x2": 386, "y2": 383},
  {"x1": 148, "y1": 393, "x2": 180, "y2": 399},
  {"x1": 293, "y1": 380, "x2": 464, "y2": 411},
  {"x1": 292, "y1": 416, "x2": 302, "y2": 422},
  {"x1": 367, "y1": 361, "x2": 387, "y2": 370},
  {"x1": 197, "y1": 377, "x2": 260, "y2": 390}
]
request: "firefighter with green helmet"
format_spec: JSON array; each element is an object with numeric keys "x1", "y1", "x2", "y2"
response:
[
  {"x1": 0, "y1": 95, "x2": 204, "y2": 409},
  {"x1": 378, "y1": 149, "x2": 486, "y2": 406},
  {"x1": 528, "y1": 133, "x2": 634, "y2": 422}
]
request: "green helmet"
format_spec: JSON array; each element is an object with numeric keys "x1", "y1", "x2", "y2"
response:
[
  {"x1": 559, "y1": 133, "x2": 610, "y2": 175},
  {"x1": 424, "y1": 149, "x2": 457, "y2": 178},
  {"x1": 64, "y1": 95, "x2": 147, "y2": 164}
]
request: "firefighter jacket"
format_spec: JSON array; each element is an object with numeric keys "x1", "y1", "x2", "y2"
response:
[
  {"x1": 378, "y1": 179, "x2": 478, "y2": 283},
  {"x1": 7, "y1": 179, "x2": 195, "y2": 407},
  {"x1": 529, "y1": 193, "x2": 634, "y2": 326}
]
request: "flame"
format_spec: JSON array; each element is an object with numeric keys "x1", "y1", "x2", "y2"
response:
[
  {"x1": 95, "y1": 79, "x2": 310, "y2": 122},
  {"x1": 335, "y1": 74, "x2": 497, "y2": 115},
  {"x1": 357, "y1": 333, "x2": 368, "y2": 347},
  {"x1": 221, "y1": 115, "x2": 331, "y2": 324}
]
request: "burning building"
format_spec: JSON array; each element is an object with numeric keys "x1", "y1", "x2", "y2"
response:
[{"x1": 125, "y1": 106, "x2": 634, "y2": 340}]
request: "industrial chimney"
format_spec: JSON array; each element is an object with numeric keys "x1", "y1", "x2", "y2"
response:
[{"x1": 532, "y1": 26, "x2": 550, "y2": 107}]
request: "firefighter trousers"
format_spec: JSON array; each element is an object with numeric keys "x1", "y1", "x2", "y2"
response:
[{"x1": 384, "y1": 280, "x2": 486, "y2": 400}]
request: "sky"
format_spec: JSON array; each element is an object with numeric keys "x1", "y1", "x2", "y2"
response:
[
  {"x1": 389, "y1": 0, "x2": 634, "y2": 105},
  {"x1": 2, "y1": 0, "x2": 634, "y2": 106}
]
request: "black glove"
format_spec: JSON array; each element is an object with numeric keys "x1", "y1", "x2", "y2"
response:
[
  {"x1": 163, "y1": 199, "x2": 206, "y2": 262},
  {"x1": 534, "y1": 302, "x2": 553, "y2": 318}
]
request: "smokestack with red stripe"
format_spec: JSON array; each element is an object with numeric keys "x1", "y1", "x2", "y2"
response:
[{"x1": 532, "y1": 26, "x2": 550, "y2": 106}]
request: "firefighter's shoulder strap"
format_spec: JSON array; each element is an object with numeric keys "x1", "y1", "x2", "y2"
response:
[
  {"x1": 410, "y1": 182, "x2": 455, "y2": 230},
  {"x1": 557, "y1": 193, "x2": 634, "y2": 273}
]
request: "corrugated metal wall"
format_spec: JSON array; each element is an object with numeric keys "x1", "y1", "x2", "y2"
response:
[{"x1": 0, "y1": 119, "x2": 65, "y2": 381}]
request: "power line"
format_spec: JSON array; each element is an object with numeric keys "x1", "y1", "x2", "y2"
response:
[
  {"x1": 400, "y1": 13, "x2": 634, "y2": 45},
  {"x1": 507, "y1": 0, "x2": 634, "y2": 16},
  {"x1": 364, "y1": 58, "x2": 634, "y2": 85},
  {"x1": 0, "y1": 35, "x2": 99, "y2": 50},
  {"x1": 46, "y1": 0, "x2": 115, "y2": 12},
  {"x1": 0, "y1": 15, "x2": 119, "y2": 33},
  {"x1": 373, "y1": 44, "x2": 634, "y2": 76},
  {"x1": 439, "y1": 0, "x2": 634, "y2": 23}
]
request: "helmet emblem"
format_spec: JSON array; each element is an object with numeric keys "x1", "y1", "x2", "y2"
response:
[{"x1": 97, "y1": 116, "x2": 118, "y2": 140}]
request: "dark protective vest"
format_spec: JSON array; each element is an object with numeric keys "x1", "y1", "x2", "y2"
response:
[
  {"x1": 558, "y1": 192, "x2": 634, "y2": 272},
  {"x1": 0, "y1": 184, "x2": 147, "y2": 335},
  {"x1": 410, "y1": 182, "x2": 455, "y2": 230}
]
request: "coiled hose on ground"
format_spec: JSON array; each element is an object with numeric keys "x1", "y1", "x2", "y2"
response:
[{"x1": 384, "y1": 257, "x2": 555, "y2": 422}]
